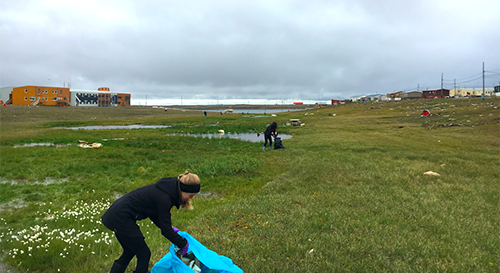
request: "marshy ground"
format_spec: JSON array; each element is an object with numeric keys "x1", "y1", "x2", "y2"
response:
[{"x1": 0, "y1": 98, "x2": 499, "y2": 272}]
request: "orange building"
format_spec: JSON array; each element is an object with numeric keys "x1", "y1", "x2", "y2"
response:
[
  {"x1": 116, "y1": 93, "x2": 131, "y2": 106},
  {"x1": 11, "y1": 86, "x2": 70, "y2": 106},
  {"x1": 387, "y1": 91, "x2": 403, "y2": 100}
]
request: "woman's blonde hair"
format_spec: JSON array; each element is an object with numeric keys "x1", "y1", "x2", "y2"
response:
[{"x1": 178, "y1": 171, "x2": 200, "y2": 210}]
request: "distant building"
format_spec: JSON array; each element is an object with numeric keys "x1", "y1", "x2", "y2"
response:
[
  {"x1": 11, "y1": 86, "x2": 70, "y2": 106},
  {"x1": 422, "y1": 89, "x2": 450, "y2": 99},
  {"x1": 387, "y1": 91, "x2": 403, "y2": 100},
  {"x1": 0, "y1": 86, "x2": 13, "y2": 104},
  {"x1": 494, "y1": 84, "x2": 500, "y2": 96},
  {"x1": 314, "y1": 103, "x2": 328, "y2": 108},
  {"x1": 400, "y1": 91, "x2": 422, "y2": 100},
  {"x1": 449, "y1": 88, "x2": 494, "y2": 97},
  {"x1": 365, "y1": 94, "x2": 386, "y2": 101},
  {"x1": 71, "y1": 90, "x2": 107, "y2": 107},
  {"x1": 293, "y1": 102, "x2": 303, "y2": 105},
  {"x1": 2, "y1": 85, "x2": 131, "y2": 106},
  {"x1": 349, "y1": 95, "x2": 365, "y2": 102},
  {"x1": 331, "y1": 99, "x2": 350, "y2": 105},
  {"x1": 116, "y1": 93, "x2": 131, "y2": 106},
  {"x1": 70, "y1": 87, "x2": 130, "y2": 107}
]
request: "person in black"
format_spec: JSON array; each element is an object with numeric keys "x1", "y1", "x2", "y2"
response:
[
  {"x1": 101, "y1": 171, "x2": 201, "y2": 273},
  {"x1": 263, "y1": 121, "x2": 278, "y2": 151}
]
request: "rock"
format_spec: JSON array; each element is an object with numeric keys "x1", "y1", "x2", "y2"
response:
[{"x1": 424, "y1": 171, "x2": 440, "y2": 177}]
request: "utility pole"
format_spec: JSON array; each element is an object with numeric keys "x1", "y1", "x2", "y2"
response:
[
  {"x1": 454, "y1": 79, "x2": 456, "y2": 97},
  {"x1": 441, "y1": 73, "x2": 444, "y2": 97},
  {"x1": 482, "y1": 62, "x2": 485, "y2": 97}
]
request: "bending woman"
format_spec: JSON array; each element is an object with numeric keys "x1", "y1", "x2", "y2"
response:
[
  {"x1": 263, "y1": 121, "x2": 278, "y2": 151},
  {"x1": 101, "y1": 171, "x2": 200, "y2": 273}
]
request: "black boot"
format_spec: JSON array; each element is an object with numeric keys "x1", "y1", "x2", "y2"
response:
[{"x1": 110, "y1": 260, "x2": 128, "y2": 273}]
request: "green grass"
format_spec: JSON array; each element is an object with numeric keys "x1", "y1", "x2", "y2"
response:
[{"x1": 0, "y1": 99, "x2": 499, "y2": 272}]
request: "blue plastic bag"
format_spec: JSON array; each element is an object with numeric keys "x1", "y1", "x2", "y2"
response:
[{"x1": 151, "y1": 231, "x2": 243, "y2": 273}]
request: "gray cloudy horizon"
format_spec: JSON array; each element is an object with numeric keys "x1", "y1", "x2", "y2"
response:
[{"x1": 1, "y1": 0, "x2": 499, "y2": 101}]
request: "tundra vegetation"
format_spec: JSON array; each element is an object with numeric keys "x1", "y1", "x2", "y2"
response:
[{"x1": 0, "y1": 98, "x2": 499, "y2": 272}]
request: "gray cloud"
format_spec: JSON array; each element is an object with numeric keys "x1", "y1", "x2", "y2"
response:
[{"x1": 1, "y1": 0, "x2": 499, "y2": 102}]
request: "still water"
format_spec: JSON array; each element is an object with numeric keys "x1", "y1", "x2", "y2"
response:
[
  {"x1": 166, "y1": 132, "x2": 292, "y2": 143},
  {"x1": 13, "y1": 143, "x2": 73, "y2": 148},
  {"x1": 205, "y1": 108, "x2": 308, "y2": 114},
  {"x1": 57, "y1": 125, "x2": 173, "y2": 130}
]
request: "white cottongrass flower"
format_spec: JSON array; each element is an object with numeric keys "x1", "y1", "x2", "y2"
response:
[{"x1": 1, "y1": 199, "x2": 114, "y2": 260}]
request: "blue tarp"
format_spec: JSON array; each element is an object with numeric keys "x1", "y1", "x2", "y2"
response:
[{"x1": 151, "y1": 231, "x2": 244, "y2": 273}]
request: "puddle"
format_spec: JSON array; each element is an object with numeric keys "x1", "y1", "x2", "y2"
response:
[
  {"x1": 13, "y1": 143, "x2": 73, "y2": 148},
  {"x1": 56, "y1": 125, "x2": 173, "y2": 130},
  {"x1": 0, "y1": 178, "x2": 69, "y2": 185},
  {"x1": 0, "y1": 198, "x2": 27, "y2": 212},
  {"x1": 204, "y1": 108, "x2": 309, "y2": 114},
  {"x1": 166, "y1": 132, "x2": 293, "y2": 143}
]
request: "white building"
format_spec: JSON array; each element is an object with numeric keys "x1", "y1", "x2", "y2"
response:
[
  {"x1": 365, "y1": 94, "x2": 387, "y2": 101},
  {"x1": 349, "y1": 95, "x2": 365, "y2": 102},
  {"x1": 70, "y1": 89, "x2": 117, "y2": 107},
  {"x1": 0, "y1": 86, "x2": 13, "y2": 103},
  {"x1": 449, "y1": 88, "x2": 494, "y2": 97}
]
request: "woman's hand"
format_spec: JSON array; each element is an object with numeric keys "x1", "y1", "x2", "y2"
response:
[{"x1": 177, "y1": 242, "x2": 189, "y2": 255}]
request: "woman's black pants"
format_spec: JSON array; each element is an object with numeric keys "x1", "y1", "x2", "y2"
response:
[
  {"x1": 264, "y1": 134, "x2": 273, "y2": 147},
  {"x1": 115, "y1": 233, "x2": 151, "y2": 273}
]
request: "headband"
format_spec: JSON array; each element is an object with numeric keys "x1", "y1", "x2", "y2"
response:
[{"x1": 179, "y1": 182, "x2": 200, "y2": 193}]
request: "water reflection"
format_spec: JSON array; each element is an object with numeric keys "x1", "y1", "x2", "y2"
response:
[
  {"x1": 13, "y1": 143, "x2": 73, "y2": 148},
  {"x1": 0, "y1": 177, "x2": 69, "y2": 185},
  {"x1": 58, "y1": 125, "x2": 172, "y2": 130},
  {"x1": 166, "y1": 132, "x2": 292, "y2": 143},
  {"x1": 204, "y1": 108, "x2": 309, "y2": 114}
]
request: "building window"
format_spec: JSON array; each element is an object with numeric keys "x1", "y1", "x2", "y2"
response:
[
  {"x1": 25, "y1": 97, "x2": 28, "y2": 100},
  {"x1": 30, "y1": 96, "x2": 35, "y2": 100},
  {"x1": 25, "y1": 89, "x2": 28, "y2": 93},
  {"x1": 52, "y1": 97, "x2": 57, "y2": 101}
]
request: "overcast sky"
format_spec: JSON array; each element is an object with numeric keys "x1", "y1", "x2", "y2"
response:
[{"x1": 1, "y1": 0, "x2": 499, "y2": 103}]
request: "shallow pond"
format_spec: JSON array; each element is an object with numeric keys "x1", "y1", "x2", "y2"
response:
[
  {"x1": 205, "y1": 108, "x2": 308, "y2": 114},
  {"x1": 13, "y1": 143, "x2": 73, "y2": 148},
  {"x1": 166, "y1": 132, "x2": 293, "y2": 143},
  {"x1": 56, "y1": 125, "x2": 173, "y2": 130},
  {"x1": 0, "y1": 177, "x2": 69, "y2": 185}
]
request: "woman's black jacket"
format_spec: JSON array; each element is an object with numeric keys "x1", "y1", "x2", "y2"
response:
[
  {"x1": 264, "y1": 122, "x2": 277, "y2": 136},
  {"x1": 101, "y1": 177, "x2": 187, "y2": 248}
]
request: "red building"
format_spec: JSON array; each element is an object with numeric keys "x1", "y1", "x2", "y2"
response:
[
  {"x1": 422, "y1": 89, "x2": 450, "y2": 98},
  {"x1": 331, "y1": 100, "x2": 349, "y2": 105}
]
